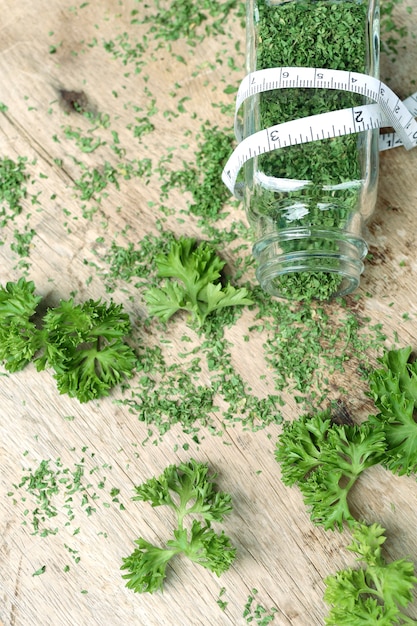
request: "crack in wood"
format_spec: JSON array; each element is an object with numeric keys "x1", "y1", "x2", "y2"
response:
[{"x1": 9, "y1": 555, "x2": 22, "y2": 626}]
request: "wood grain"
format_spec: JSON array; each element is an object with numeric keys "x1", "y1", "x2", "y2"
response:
[{"x1": 1, "y1": 1, "x2": 417, "y2": 625}]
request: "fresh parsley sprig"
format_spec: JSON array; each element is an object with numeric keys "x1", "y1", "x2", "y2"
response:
[
  {"x1": 0, "y1": 277, "x2": 42, "y2": 372},
  {"x1": 133, "y1": 458, "x2": 233, "y2": 524},
  {"x1": 144, "y1": 236, "x2": 253, "y2": 327},
  {"x1": 35, "y1": 298, "x2": 136, "y2": 403},
  {"x1": 0, "y1": 277, "x2": 136, "y2": 402},
  {"x1": 324, "y1": 523, "x2": 417, "y2": 625},
  {"x1": 275, "y1": 345, "x2": 417, "y2": 531},
  {"x1": 368, "y1": 346, "x2": 417, "y2": 476},
  {"x1": 275, "y1": 411, "x2": 386, "y2": 530},
  {"x1": 121, "y1": 459, "x2": 236, "y2": 593}
]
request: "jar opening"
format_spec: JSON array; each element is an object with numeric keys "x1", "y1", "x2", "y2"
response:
[{"x1": 253, "y1": 229, "x2": 367, "y2": 300}]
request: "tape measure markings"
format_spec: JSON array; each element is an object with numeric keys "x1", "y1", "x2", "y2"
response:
[
  {"x1": 404, "y1": 93, "x2": 417, "y2": 116},
  {"x1": 224, "y1": 67, "x2": 417, "y2": 198},
  {"x1": 234, "y1": 68, "x2": 417, "y2": 147}
]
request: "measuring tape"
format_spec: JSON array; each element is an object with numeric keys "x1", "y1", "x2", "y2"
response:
[{"x1": 222, "y1": 67, "x2": 417, "y2": 198}]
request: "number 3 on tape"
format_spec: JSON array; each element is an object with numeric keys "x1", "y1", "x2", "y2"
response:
[{"x1": 223, "y1": 67, "x2": 417, "y2": 198}]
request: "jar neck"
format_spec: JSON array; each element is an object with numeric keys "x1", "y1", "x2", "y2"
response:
[{"x1": 253, "y1": 228, "x2": 368, "y2": 300}]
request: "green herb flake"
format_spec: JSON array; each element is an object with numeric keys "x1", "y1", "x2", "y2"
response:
[
  {"x1": 32, "y1": 565, "x2": 46, "y2": 577},
  {"x1": 243, "y1": 588, "x2": 278, "y2": 624},
  {"x1": 160, "y1": 121, "x2": 235, "y2": 220},
  {"x1": 0, "y1": 157, "x2": 29, "y2": 227}
]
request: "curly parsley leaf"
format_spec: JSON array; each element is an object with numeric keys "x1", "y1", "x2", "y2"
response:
[
  {"x1": 275, "y1": 411, "x2": 386, "y2": 530},
  {"x1": 324, "y1": 523, "x2": 417, "y2": 625},
  {"x1": 0, "y1": 277, "x2": 42, "y2": 372},
  {"x1": 274, "y1": 411, "x2": 332, "y2": 486},
  {"x1": 133, "y1": 458, "x2": 233, "y2": 524},
  {"x1": 144, "y1": 236, "x2": 252, "y2": 327},
  {"x1": 122, "y1": 459, "x2": 236, "y2": 593},
  {"x1": 35, "y1": 298, "x2": 136, "y2": 402},
  {"x1": 143, "y1": 280, "x2": 186, "y2": 323},
  {"x1": 179, "y1": 520, "x2": 236, "y2": 575},
  {"x1": 121, "y1": 537, "x2": 178, "y2": 594},
  {"x1": 368, "y1": 346, "x2": 417, "y2": 475}
]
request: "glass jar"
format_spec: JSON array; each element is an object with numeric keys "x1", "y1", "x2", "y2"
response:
[{"x1": 243, "y1": 0, "x2": 380, "y2": 300}]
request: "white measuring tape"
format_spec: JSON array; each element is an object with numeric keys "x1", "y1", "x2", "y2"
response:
[{"x1": 222, "y1": 67, "x2": 417, "y2": 198}]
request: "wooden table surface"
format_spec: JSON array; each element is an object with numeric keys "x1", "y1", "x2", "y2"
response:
[{"x1": 1, "y1": 1, "x2": 417, "y2": 625}]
